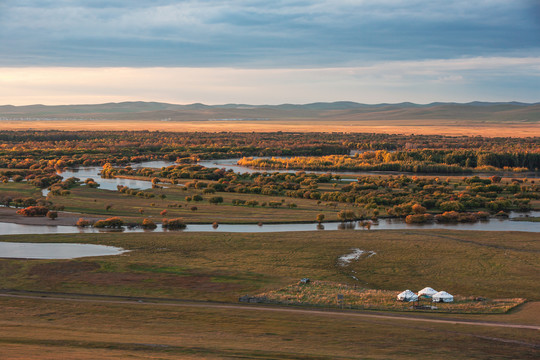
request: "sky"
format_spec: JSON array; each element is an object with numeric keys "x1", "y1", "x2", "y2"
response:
[{"x1": 0, "y1": 0, "x2": 539, "y2": 105}]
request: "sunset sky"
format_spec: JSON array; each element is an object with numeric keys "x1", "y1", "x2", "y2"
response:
[{"x1": 1, "y1": 0, "x2": 539, "y2": 105}]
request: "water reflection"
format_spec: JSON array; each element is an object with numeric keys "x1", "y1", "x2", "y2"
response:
[
  {"x1": 337, "y1": 222, "x2": 356, "y2": 230},
  {"x1": 1, "y1": 212, "x2": 538, "y2": 236}
]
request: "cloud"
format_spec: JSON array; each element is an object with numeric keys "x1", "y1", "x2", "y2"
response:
[
  {"x1": 0, "y1": 1, "x2": 538, "y2": 67},
  {"x1": 1, "y1": 56, "x2": 539, "y2": 105}
]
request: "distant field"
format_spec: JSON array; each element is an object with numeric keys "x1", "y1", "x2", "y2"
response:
[
  {"x1": 1, "y1": 101, "x2": 539, "y2": 136},
  {"x1": 1, "y1": 119, "x2": 538, "y2": 136}
]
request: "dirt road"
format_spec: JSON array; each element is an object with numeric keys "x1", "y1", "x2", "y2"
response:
[{"x1": 1, "y1": 291, "x2": 538, "y2": 331}]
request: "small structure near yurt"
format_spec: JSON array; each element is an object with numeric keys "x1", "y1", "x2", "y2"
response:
[
  {"x1": 432, "y1": 291, "x2": 454, "y2": 303},
  {"x1": 418, "y1": 287, "x2": 437, "y2": 298},
  {"x1": 397, "y1": 289, "x2": 418, "y2": 302}
]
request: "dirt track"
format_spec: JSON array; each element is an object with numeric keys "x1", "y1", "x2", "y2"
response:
[{"x1": 1, "y1": 291, "x2": 538, "y2": 331}]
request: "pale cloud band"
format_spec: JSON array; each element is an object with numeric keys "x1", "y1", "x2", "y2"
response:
[{"x1": 2, "y1": 57, "x2": 539, "y2": 105}]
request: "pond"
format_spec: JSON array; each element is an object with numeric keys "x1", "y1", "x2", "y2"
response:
[{"x1": 0, "y1": 241, "x2": 127, "y2": 259}]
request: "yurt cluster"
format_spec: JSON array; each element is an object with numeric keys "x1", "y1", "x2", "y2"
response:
[{"x1": 397, "y1": 287, "x2": 454, "y2": 303}]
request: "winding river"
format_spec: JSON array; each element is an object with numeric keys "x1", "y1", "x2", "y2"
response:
[
  {"x1": 0, "y1": 158, "x2": 535, "y2": 260},
  {"x1": 25, "y1": 159, "x2": 539, "y2": 235},
  {"x1": 1, "y1": 210, "x2": 539, "y2": 236}
]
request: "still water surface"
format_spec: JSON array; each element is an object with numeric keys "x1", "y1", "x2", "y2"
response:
[{"x1": 0, "y1": 241, "x2": 127, "y2": 259}]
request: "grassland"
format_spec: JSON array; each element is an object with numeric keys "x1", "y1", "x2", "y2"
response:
[
  {"x1": 258, "y1": 280, "x2": 526, "y2": 313},
  {"x1": 0, "y1": 229, "x2": 539, "y2": 359},
  {"x1": 2, "y1": 101, "x2": 539, "y2": 136},
  {"x1": 1, "y1": 295, "x2": 538, "y2": 359},
  {"x1": 1, "y1": 118, "x2": 537, "y2": 136},
  {"x1": 1, "y1": 230, "x2": 538, "y2": 302},
  {"x1": 45, "y1": 184, "x2": 348, "y2": 224}
]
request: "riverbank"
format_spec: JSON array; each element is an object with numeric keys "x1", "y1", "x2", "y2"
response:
[{"x1": 0, "y1": 208, "x2": 104, "y2": 226}]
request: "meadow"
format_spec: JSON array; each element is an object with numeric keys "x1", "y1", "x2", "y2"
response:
[
  {"x1": 1, "y1": 229, "x2": 539, "y2": 359},
  {"x1": 1, "y1": 230, "x2": 538, "y2": 302}
]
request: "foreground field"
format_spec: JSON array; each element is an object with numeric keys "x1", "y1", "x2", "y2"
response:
[
  {"x1": 1, "y1": 229, "x2": 539, "y2": 358},
  {"x1": 0, "y1": 295, "x2": 538, "y2": 360}
]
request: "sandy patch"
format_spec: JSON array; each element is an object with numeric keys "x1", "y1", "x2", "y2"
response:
[{"x1": 337, "y1": 248, "x2": 376, "y2": 266}]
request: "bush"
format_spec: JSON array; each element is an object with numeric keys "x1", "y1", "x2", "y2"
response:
[
  {"x1": 141, "y1": 218, "x2": 157, "y2": 230},
  {"x1": 16, "y1": 206, "x2": 49, "y2": 217},
  {"x1": 337, "y1": 209, "x2": 356, "y2": 222},
  {"x1": 46, "y1": 211, "x2": 58, "y2": 220},
  {"x1": 94, "y1": 217, "x2": 124, "y2": 228},
  {"x1": 405, "y1": 214, "x2": 431, "y2": 224},
  {"x1": 76, "y1": 218, "x2": 91, "y2": 227},
  {"x1": 162, "y1": 218, "x2": 187, "y2": 229},
  {"x1": 208, "y1": 196, "x2": 224, "y2": 204},
  {"x1": 439, "y1": 201, "x2": 464, "y2": 212}
]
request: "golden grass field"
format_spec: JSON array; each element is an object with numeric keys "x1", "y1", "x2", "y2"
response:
[{"x1": 2, "y1": 119, "x2": 539, "y2": 136}]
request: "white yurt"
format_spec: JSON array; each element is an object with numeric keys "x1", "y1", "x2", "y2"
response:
[
  {"x1": 397, "y1": 289, "x2": 419, "y2": 302},
  {"x1": 418, "y1": 287, "x2": 438, "y2": 298},
  {"x1": 432, "y1": 291, "x2": 454, "y2": 303}
]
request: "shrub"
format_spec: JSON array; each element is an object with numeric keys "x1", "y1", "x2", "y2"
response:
[
  {"x1": 411, "y1": 204, "x2": 427, "y2": 214},
  {"x1": 162, "y1": 218, "x2": 187, "y2": 229},
  {"x1": 46, "y1": 211, "x2": 58, "y2": 220},
  {"x1": 439, "y1": 201, "x2": 464, "y2": 212},
  {"x1": 76, "y1": 218, "x2": 91, "y2": 227},
  {"x1": 160, "y1": 209, "x2": 168, "y2": 216},
  {"x1": 208, "y1": 196, "x2": 224, "y2": 204},
  {"x1": 405, "y1": 214, "x2": 429, "y2": 224},
  {"x1": 337, "y1": 209, "x2": 356, "y2": 222},
  {"x1": 94, "y1": 217, "x2": 124, "y2": 228},
  {"x1": 16, "y1": 206, "x2": 49, "y2": 217},
  {"x1": 141, "y1": 218, "x2": 157, "y2": 230}
]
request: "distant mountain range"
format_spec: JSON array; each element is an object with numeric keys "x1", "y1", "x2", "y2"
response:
[{"x1": 1, "y1": 101, "x2": 539, "y2": 123}]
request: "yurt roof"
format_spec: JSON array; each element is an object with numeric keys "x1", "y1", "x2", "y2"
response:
[{"x1": 398, "y1": 289, "x2": 415, "y2": 296}]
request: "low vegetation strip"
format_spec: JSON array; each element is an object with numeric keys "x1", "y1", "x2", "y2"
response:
[{"x1": 256, "y1": 281, "x2": 526, "y2": 314}]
